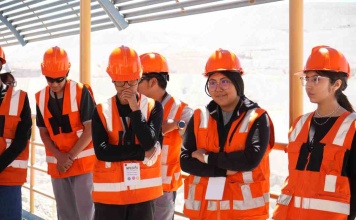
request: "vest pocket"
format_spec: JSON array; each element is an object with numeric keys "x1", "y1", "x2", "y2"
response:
[
  {"x1": 3, "y1": 115, "x2": 21, "y2": 138},
  {"x1": 273, "y1": 188, "x2": 294, "y2": 220},
  {"x1": 183, "y1": 176, "x2": 207, "y2": 219},
  {"x1": 228, "y1": 181, "x2": 268, "y2": 218}
]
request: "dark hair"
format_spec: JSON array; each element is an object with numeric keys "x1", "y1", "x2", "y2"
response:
[
  {"x1": 143, "y1": 73, "x2": 168, "y2": 90},
  {"x1": 0, "y1": 72, "x2": 15, "y2": 83},
  {"x1": 317, "y1": 70, "x2": 355, "y2": 112},
  {"x1": 205, "y1": 71, "x2": 244, "y2": 97}
]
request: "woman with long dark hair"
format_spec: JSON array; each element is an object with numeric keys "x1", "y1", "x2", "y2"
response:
[{"x1": 273, "y1": 45, "x2": 356, "y2": 220}]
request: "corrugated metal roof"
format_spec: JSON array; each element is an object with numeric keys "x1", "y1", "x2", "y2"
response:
[{"x1": 0, "y1": 0, "x2": 281, "y2": 47}]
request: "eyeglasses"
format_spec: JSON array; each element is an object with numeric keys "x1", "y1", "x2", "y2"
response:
[
  {"x1": 5, "y1": 81, "x2": 17, "y2": 87},
  {"x1": 300, "y1": 75, "x2": 329, "y2": 86},
  {"x1": 207, "y1": 79, "x2": 231, "y2": 91},
  {"x1": 46, "y1": 77, "x2": 66, "y2": 84},
  {"x1": 139, "y1": 77, "x2": 151, "y2": 84},
  {"x1": 113, "y1": 80, "x2": 138, "y2": 87}
]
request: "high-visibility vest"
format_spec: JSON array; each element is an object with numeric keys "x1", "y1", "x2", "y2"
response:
[
  {"x1": 92, "y1": 94, "x2": 163, "y2": 205},
  {"x1": 273, "y1": 112, "x2": 356, "y2": 220},
  {"x1": 35, "y1": 80, "x2": 95, "y2": 178},
  {"x1": 184, "y1": 107, "x2": 274, "y2": 220},
  {"x1": 161, "y1": 95, "x2": 187, "y2": 192},
  {"x1": 0, "y1": 87, "x2": 29, "y2": 185}
]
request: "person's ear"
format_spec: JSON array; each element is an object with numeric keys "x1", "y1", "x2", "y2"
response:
[
  {"x1": 149, "y1": 77, "x2": 157, "y2": 88},
  {"x1": 332, "y1": 79, "x2": 342, "y2": 92}
]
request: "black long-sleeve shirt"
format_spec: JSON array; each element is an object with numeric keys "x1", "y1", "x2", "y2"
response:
[
  {"x1": 92, "y1": 95, "x2": 163, "y2": 162},
  {"x1": 180, "y1": 96, "x2": 271, "y2": 177},
  {"x1": 0, "y1": 87, "x2": 32, "y2": 173},
  {"x1": 36, "y1": 84, "x2": 95, "y2": 128}
]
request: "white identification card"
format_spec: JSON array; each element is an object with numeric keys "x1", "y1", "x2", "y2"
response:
[
  {"x1": 123, "y1": 163, "x2": 141, "y2": 186},
  {"x1": 205, "y1": 177, "x2": 226, "y2": 200}
]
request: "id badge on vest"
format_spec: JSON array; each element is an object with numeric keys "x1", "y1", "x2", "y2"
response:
[
  {"x1": 205, "y1": 177, "x2": 226, "y2": 200},
  {"x1": 123, "y1": 163, "x2": 141, "y2": 186}
]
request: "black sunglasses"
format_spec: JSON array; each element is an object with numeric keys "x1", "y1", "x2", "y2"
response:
[{"x1": 46, "y1": 77, "x2": 66, "y2": 84}]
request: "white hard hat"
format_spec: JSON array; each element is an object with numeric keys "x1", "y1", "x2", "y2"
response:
[{"x1": 0, "y1": 62, "x2": 12, "y2": 74}]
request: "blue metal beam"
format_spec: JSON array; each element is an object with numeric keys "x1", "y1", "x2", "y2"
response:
[
  {"x1": 97, "y1": 0, "x2": 128, "y2": 31},
  {"x1": 0, "y1": 13, "x2": 26, "y2": 46}
]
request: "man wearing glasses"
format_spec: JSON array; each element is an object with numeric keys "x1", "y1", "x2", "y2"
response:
[
  {"x1": 138, "y1": 52, "x2": 193, "y2": 220},
  {"x1": 91, "y1": 46, "x2": 163, "y2": 220},
  {"x1": 35, "y1": 46, "x2": 95, "y2": 220},
  {"x1": 0, "y1": 62, "x2": 17, "y2": 87},
  {"x1": 0, "y1": 46, "x2": 32, "y2": 220}
]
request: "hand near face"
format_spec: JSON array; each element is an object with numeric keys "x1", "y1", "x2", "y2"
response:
[{"x1": 120, "y1": 89, "x2": 139, "y2": 111}]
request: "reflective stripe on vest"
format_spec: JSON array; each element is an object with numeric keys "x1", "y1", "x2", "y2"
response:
[
  {"x1": 185, "y1": 176, "x2": 202, "y2": 210},
  {"x1": 198, "y1": 107, "x2": 210, "y2": 129},
  {"x1": 8, "y1": 160, "x2": 28, "y2": 169},
  {"x1": 5, "y1": 138, "x2": 12, "y2": 149},
  {"x1": 276, "y1": 193, "x2": 293, "y2": 206},
  {"x1": 294, "y1": 196, "x2": 349, "y2": 215},
  {"x1": 100, "y1": 95, "x2": 150, "y2": 169},
  {"x1": 4, "y1": 90, "x2": 27, "y2": 169},
  {"x1": 93, "y1": 94, "x2": 162, "y2": 200},
  {"x1": 161, "y1": 96, "x2": 184, "y2": 184},
  {"x1": 93, "y1": 177, "x2": 162, "y2": 192},
  {"x1": 46, "y1": 148, "x2": 94, "y2": 164},
  {"x1": 289, "y1": 113, "x2": 312, "y2": 142},
  {"x1": 186, "y1": 108, "x2": 269, "y2": 212},
  {"x1": 333, "y1": 113, "x2": 356, "y2": 146},
  {"x1": 161, "y1": 165, "x2": 180, "y2": 184},
  {"x1": 38, "y1": 80, "x2": 78, "y2": 117},
  {"x1": 239, "y1": 109, "x2": 256, "y2": 133},
  {"x1": 198, "y1": 108, "x2": 259, "y2": 184},
  {"x1": 233, "y1": 185, "x2": 269, "y2": 210},
  {"x1": 9, "y1": 89, "x2": 21, "y2": 116}
]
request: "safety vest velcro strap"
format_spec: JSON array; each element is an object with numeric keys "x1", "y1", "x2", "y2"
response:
[
  {"x1": 8, "y1": 160, "x2": 28, "y2": 169},
  {"x1": 93, "y1": 177, "x2": 162, "y2": 192},
  {"x1": 294, "y1": 196, "x2": 350, "y2": 215},
  {"x1": 276, "y1": 193, "x2": 292, "y2": 206},
  {"x1": 46, "y1": 148, "x2": 95, "y2": 163}
]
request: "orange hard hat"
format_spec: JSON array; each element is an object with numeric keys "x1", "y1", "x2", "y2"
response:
[
  {"x1": 0, "y1": 46, "x2": 6, "y2": 64},
  {"x1": 139, "y1": 52, "x2": 169, "y2": 74},
  {"x1": 303, "y1": 45, "x2": 350, "y2": 77},
  {"x1": 106, "y1": 46, "x2": 142, "y2": 81},
  {"x1": 204, "y1": 48, "x2": 243, "y2": 77},
  {"x1": 41, "y1": 46, "x2": 71, "y2": 78}
]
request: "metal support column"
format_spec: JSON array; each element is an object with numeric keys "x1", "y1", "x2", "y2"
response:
[
  {"x1": 289, "y1": 0, "x2": 304, "y2": 126},
  {"x1": 80, "y1": 0, "x2": 91, "y2": 85}
]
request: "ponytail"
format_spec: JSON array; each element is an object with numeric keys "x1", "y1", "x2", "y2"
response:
[
  {"x1": 336, "y1": 91, "x2": 355, "y2": 112},
  {"x1": 317, "y1": 70, "x2": 355, "y2": 113}
]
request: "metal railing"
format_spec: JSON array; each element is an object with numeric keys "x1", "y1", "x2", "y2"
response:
[{"x1": 23, "y1": 115, "x2": 287, "y2": 219}]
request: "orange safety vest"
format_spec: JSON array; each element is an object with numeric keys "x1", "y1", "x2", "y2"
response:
[
  {"x1": 161, "y1": 95, "x2": 187, "y2": 192},
  {"x1": 273, "y1": 112, "x2": 356, "y2": 220},
  {"x1": 184, "y1": 107, "x2": 274, "y2": 220},
  {"x1": 0, "y1": 87, "x2": 29, "y2": 185},
  {"x1": 92, "y1": 94, "x2": 163, "y2": 205},
  {"x1": 35, "y1": 80, "x2": 95, "y2": 178}
]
